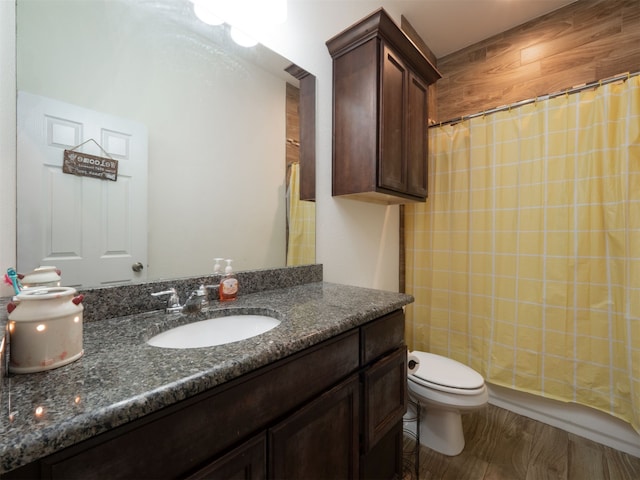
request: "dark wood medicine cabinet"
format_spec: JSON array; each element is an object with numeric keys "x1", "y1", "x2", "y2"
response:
[{"x1": 326, "y1": 8, "x2": 441, "y2": 205}]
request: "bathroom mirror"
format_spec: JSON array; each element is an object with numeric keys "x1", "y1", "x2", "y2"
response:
[{"x1": 16, "y1": 0, "x2": 315, "y2": 287}]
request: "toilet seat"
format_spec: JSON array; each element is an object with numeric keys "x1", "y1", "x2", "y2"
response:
[{"x1": 408, "y1": 351, "x2": 485, "y2": 395}]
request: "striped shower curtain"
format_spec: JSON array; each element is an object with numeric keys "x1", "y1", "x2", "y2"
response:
[
  {"x1": 404, "y1": 75, "x2": 640, "y2": 432},
  {"x1": 286, "y1": 163, "x2": 316, "y2": 266}
]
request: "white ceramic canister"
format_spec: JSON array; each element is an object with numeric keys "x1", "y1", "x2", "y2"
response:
[{"x1": 7, "y1": 287, "x2": 84, "y2": 373}]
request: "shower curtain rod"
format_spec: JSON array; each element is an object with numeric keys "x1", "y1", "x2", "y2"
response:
[{"x1": 431, "y1": 70, "x2": 640, "y2": 128}]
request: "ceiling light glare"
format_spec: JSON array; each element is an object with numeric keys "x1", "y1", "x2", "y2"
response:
[
  {"x1": 226, "y1": 0, "x2": 287, "y2": 27},
  {"x1": 272, "y1": 0, "x2": 287, "y2": 24},
  {"x1": 230, "y1": 26, "x2": 258, "y2": 47},
  {"x1": 192, "y1": 1, "x2": 223, "y2": 26},
  {"x1": 259, "y1": 0, "x2": 287, "y2": 25},
  {"x1": 192, "y1": 0, "x2": 288, "y2": 47}
]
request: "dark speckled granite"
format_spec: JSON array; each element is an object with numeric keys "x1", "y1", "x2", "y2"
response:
[
  {"x1": 0, "y1": 265, "x2": 413, "y2": 474},
  {"x1": 80, "y1": 264, "x2": 323, "y2": 323}
]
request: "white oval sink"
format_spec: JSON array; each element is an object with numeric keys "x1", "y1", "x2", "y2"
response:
[{"x1": 147, "y1": 314, "x2": 281, "y2": 349}]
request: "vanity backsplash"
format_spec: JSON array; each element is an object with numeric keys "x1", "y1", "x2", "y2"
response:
[{"x1": 76, "y1": 264, "x2": 322, "y2": 323}]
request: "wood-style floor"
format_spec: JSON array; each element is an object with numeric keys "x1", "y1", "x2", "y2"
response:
[{"x1": 402, "y1": 404, "x2": 640, "y2": 480}]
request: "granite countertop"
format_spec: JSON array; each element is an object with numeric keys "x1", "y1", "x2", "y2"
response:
[{"x1": 0, "y1": 281, "x2": 413, "y2": 474}]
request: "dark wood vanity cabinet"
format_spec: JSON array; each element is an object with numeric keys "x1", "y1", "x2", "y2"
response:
[
  {"x1": 327, "y1": 8, "x2": 440, "y2": 204},
  {"x1": 270, "y1": 374, "x2": 360, "y2": 479},
  {"x1": 187, "y1": 433, "x2": 267, "y2": 480},
  {"x1": 360, "y1": 310, "x2": 407, "y2": 479},
  {"x1": 3, "y1": 311, "x2": 407, "y2": 480}
]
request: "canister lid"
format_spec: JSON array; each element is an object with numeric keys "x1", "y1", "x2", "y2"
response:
[
  {"x1": 15, "y1": 286, "x2": 77, "y2": 301},
  {"x1": 21, "y1": 266, "x2": 61, "y2": 287}
]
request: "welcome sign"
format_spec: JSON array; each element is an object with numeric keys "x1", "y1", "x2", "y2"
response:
[{"x1": 63, "y1": 150, "x2": 118, "y2": 181}]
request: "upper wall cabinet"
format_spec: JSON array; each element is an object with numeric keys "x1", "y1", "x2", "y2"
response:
[{"x1": 326, "y1": 8, "x2": 441, "y2": 204}]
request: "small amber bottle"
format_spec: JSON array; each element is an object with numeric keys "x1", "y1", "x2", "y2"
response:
[{"x1": 219, "y1": 259, "x2": 238, "y2": 301}]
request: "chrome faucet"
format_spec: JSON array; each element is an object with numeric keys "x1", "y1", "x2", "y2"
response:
[
  {"x1": 151, "y1": 288, "x2": 183, "y2": 313},
  {"x1": 152, "y1": 285, "x2": 219, "y2": 313},
  {"x1": 183, "y1": 287, "x2": 208, "y2": 313}
]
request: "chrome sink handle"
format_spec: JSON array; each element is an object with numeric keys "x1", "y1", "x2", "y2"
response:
[{"x1": 151, "y1": 288, "x2": 183, "y2": 313}]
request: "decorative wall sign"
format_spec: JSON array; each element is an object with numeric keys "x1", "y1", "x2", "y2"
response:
[{"x1": 63, "y1": 139, "x2": 118, "y2": 181}]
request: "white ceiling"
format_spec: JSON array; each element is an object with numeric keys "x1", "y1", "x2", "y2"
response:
[{"x1": 335, "y1": 0, "x2": 579, "y2": 58}]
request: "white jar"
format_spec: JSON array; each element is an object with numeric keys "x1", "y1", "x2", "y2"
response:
[{"x1": 8, "y1": 287, "x2": 84, "y2": 373}]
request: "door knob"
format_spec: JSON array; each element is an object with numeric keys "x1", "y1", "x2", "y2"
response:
[{"x1": 132, "y1": 262, "x2": 144, "y2": 273}]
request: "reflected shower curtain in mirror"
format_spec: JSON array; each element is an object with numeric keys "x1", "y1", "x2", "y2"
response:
[
  {"x1": 286, "y1": 163, "x2": 315, "y2": 265},
  {"x1": 405, "y1": 75, "x2": 640, "y2": 432}
]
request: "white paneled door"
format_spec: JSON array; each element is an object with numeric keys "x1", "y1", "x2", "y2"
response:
[{"x1": 17, "y1": 91, "x2": 148, "y2": 287}]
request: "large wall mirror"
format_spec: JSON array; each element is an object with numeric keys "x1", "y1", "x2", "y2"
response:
[{"x1": 16, "y1": 0, "x2": 315, "y2": 288}]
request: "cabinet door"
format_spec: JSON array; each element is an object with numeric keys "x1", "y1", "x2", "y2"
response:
[
  {"x1": 406, "y1": 71, "x2": 428, "y2": 197},
  {"x1": 186, "y1": 434, "x2": 266, "y2": 480},
  {"x1": 269, "y1": 375, "x2": 360, "y2": 479},
  {"x1": 362, "y1": 347, "x2": 407, "y2": 452},
  {"x1": 379, "y1": 44, "x2": 407, "y2": 194},
  {"x1": 332, "y1": 38, "x2": 379, "y2": 197},
  {"x1": 360, "y1": 422, "x2": 404, "y2": 480}
]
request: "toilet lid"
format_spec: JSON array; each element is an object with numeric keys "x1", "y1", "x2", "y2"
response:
[{"x1": 409, "y1": 351, "x2": 485, "y2": 391}]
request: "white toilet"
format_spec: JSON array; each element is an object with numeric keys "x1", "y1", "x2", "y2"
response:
[{"x1": 407, "y1": 351, "x2": 488, "y2": 456}]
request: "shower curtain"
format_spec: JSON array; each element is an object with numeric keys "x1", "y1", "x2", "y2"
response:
[
  {"x1": 286, "y1": 162, "x2": 316, "y2": 266},
  {"x1": 404, "y1": 75, "x2": 640, "y2": 432}
]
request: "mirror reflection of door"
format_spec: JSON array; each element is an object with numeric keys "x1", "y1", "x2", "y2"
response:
[{"x1": 17, "y1": 91, "x2": 148, "y2": 287}]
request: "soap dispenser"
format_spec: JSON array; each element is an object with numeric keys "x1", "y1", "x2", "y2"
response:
[
  {"x1": 213, "y1": 258, "x2": 224, "y2": 276},
  {"x1": 219, "y1": 259, "x2": 238, "y2": 302}
]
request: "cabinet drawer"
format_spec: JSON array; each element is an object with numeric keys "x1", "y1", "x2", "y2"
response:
[
  {"x1": 361, "y1": 346, "x2": 407, "y2": 452},
  {"x1": 360, "y1": 310, "x2": 405, "y2": 366}
]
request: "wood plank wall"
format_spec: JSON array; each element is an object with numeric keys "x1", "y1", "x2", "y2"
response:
[{"x1": 434, "y1": 0, "x2": 640, "y2": 122}]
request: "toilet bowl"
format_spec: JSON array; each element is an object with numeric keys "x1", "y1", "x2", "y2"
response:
[{"x1": 407, "y1": 351, "x2": 488, "y2": 456}]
